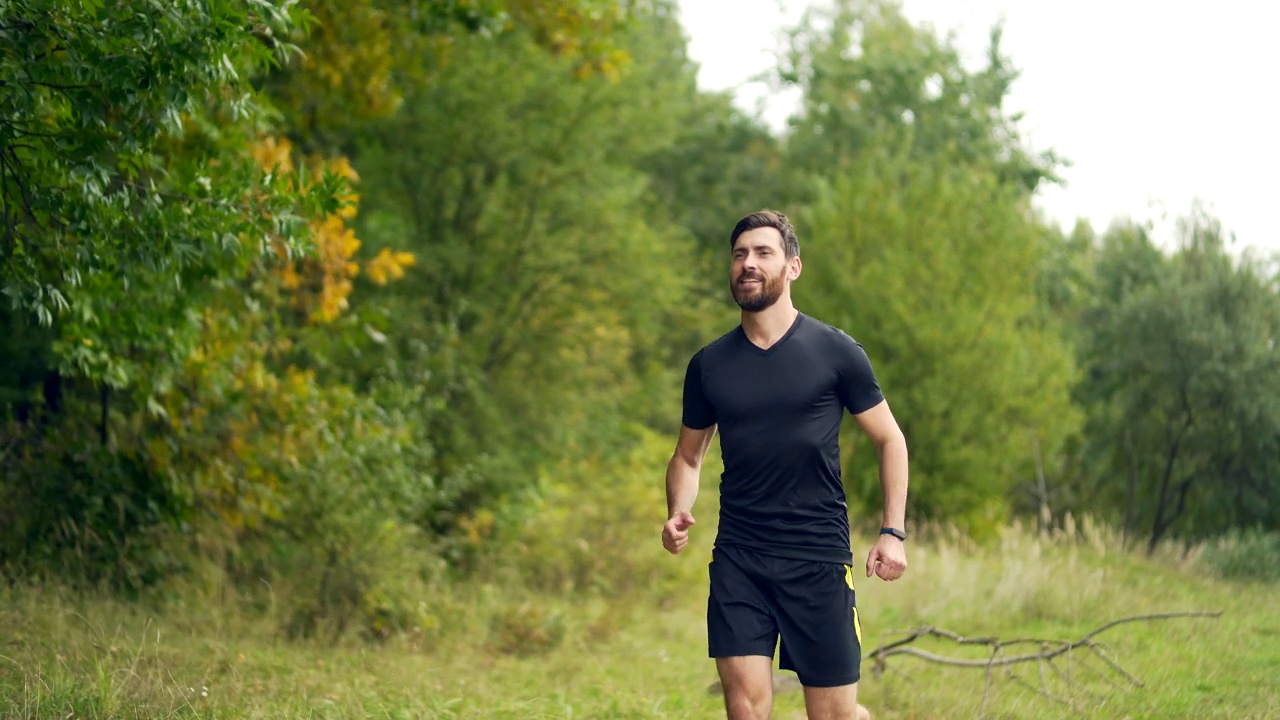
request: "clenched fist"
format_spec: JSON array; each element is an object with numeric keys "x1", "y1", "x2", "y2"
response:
[
  {"x1": 865, "y1": 535, "x2": 908, "y2": 581},
  {"x1": 662, "y1": 511, "x2": 696, "y2": 554}
]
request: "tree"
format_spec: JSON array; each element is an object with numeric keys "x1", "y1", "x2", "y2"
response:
[
  {"x1": 0, "y1": 0, "x2": 344, "y2": 398},
  {"x1": 327, "y1": 4, "x2": 711, "y2": 540},
  {"x1": 794, "y1": 141, "x2": 1080, "y2": 533},
  {"x1": 777, "y1": 0, "x2": 1061, "y2": 198},
  {"x1": 1072, "y1": 210, "x2": 1280, "y2": 549},
  {"x1": 771, "y1": 0, "x2": 1078, "y2": 533}
]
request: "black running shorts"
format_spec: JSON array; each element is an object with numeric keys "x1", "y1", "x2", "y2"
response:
[{"x1": 707, "y1": 544, "x2": 863, "y2": 687}]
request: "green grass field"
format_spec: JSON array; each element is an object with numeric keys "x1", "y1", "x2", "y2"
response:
[{"x1": 3, "y1": 509, "x2": 1277, "y2": 719}]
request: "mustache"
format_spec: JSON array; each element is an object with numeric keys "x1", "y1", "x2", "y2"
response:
[{"x1": 736, "y1": 271, "x2": 765, "y2": 282}]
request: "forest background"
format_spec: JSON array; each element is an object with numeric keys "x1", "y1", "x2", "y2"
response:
[{"x1": 1, "y1": 0, "x2": 1277, "y2": 717}]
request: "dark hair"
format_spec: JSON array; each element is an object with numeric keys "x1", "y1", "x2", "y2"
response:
[{"x1": 729, "y1": 210, "x2": 799, "y2": 258}]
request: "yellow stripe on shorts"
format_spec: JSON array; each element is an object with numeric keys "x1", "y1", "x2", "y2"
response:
[{"x1": 843, "y1": 564, "x2": 862, "y2": 646}]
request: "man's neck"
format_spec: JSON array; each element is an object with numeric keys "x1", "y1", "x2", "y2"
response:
[{"x1": 741, "y1": 301, "x2": 799, "y2": 350}]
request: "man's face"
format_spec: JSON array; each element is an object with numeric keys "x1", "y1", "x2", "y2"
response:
[{"x1": 730, "y1": 227, "x2": 795, "y2": 313}]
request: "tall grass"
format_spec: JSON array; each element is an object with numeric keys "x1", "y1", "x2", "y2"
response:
[{"x1": 2, "y1": 502, "x2": 1276, "y2": 719}]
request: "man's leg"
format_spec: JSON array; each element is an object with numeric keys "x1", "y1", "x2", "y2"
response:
[
  {"x1": 774, "y1": 562, "x2": 868, "y2": 719},
  {"x1": 802, "y1": 683, "x2": 871, "y2": 720},
  {"x1": 708, "y1": 548, "x2": 780, "y2": 720},
  {"x1": 716, "y1": 655, "x2": 774, "y2": 720}
]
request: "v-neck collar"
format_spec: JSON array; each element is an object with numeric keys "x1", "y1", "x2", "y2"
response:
[{"x1": 740, "y1": 311, "x2": 804, "y2": 355}]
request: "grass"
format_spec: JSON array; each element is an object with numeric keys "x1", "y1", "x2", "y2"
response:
[{"x1": 2, "y1": 507, "x2": 1278, "y2": 719}]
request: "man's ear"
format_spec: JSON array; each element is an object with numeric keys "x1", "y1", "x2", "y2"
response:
[{"x1": 789, "y1": 255, "x2": 803, "y2": 280}]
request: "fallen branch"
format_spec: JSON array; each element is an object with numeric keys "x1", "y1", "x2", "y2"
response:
[
  {"x1": 869, "y1": 611, "x2": 1221, "y2": 675},
  {"x1": 702, "y1": 611, "x2": 1222, "y2": 712},
  {"x1": 868, "y1": 610, "x2": 1222, "y2": 715}
]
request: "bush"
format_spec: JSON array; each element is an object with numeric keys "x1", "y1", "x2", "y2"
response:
[
  {"x1": 1198, "y1": 528, "x2": 1280, "y2": 582},
  {"x1": 495, "y1": 425, "x2": 702, "y2": 600},
  {"x1": 0, "y1": 411, "x2": 189, "y2": 594}
]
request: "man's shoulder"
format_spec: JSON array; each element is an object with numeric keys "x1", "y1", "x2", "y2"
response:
[
  {"x1": 796, "y1": 313, "x2": 861, "y2": 349},
  {"x1": 692, "y1": 324, "x2": 744, "y2": 362}
]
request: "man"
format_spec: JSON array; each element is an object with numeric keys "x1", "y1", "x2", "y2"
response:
[{"x1": 662, "y1": 210, "x2": 909, "y2": 720}]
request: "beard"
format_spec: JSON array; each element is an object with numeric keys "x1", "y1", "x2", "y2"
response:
[{"x1": 731, "y1": 268, "x2": 785, "y2": 313}]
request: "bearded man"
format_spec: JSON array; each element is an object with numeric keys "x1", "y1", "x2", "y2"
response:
[{"x1": 661, "y1": 210, "x2": 910, "y2": 720}]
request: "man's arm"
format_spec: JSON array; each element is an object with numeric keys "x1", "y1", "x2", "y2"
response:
[
  {"x1": 853, "y1": 399, "x2": 909, "y2": 579},
  {"x1": 662, "y1": 423, "x2": 717, "y2": 555}
]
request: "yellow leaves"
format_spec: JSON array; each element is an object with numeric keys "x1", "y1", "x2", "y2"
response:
[
  {"x1": 247, "y1": 135, "x2": 413, "y2": 323},
  {"x1": 250, "y1": 135, "x2": 295, "y2": 174},
  {"x1": 572, "y1": 48, "x2": 632, "y2": 81},
  {"x1": 279, "y1": 263, "x2": 302, "y2": 290},
  {"x1": 458, "y1": 509, "x2": 496, "y2": 546},
  {"x1": 365, "y1": 248, "x2": 416, "y2": 286},
  {"x1": 326, "y1": 156, "x2": 362, "y2": 220},
  {"x1": 309, "y1": 213, "x2": 362, "y2": 322}
]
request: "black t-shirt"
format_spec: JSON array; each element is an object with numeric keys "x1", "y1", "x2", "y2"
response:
[{"x1": 681, "y1": 312, "x2": 884, "y2": 565}]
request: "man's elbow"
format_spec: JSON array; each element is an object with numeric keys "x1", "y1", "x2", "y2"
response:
[
  {"x1": 875, "y1": 428, "x2": 908, "y2": 454},
  {"x1": 669, "y1": 451, "x2": 701, "y2": 474}
]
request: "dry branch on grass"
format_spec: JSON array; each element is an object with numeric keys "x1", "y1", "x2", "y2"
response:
[
  {"x1": 867, "y1": 611, "x2": 1223, "y2": 714},
  {"x1": 704, "y1": 610, "x2": 1223, "y2": 712}
]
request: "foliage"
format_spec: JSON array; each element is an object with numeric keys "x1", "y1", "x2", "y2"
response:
[
  {"x1": 1067, "y1": 210, "x2": 1280, "y2": 549},
  {"x1": 794, "y1": 140, "x2": 1081, "y2": 534},
  {"x1": 341, "y1": 9, "x2": 712, "y2": 540},
  {"x1": 1, "y1": 0, "x2": 1276, "y2": 665},
  {"x1": 501, "y1": 427, "x2": 702, "y2": 598},
  {"x1": 1198, "y1": 528, "x2": 1280, "y2": 583},
  {"x1": 0, "y1": 0, "x2": 345, "y2": 395},
  {"x1": 778, "y1": 0, "x2": 1061, "y2": 196},
  {"x1": 262, "y1": 0, "x2": 634, "y2": 152}
]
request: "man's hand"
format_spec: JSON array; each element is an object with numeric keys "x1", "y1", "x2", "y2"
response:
[
  {"x1": 865, "y1": 535, "x2": 907, "y2": 581},
  {"x1": 662, "y1": 511, "x2": 696, "y2": 554}
]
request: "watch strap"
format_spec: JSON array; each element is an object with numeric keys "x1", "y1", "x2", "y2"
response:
[{"x1": 880, "y1": 527, "x2": 907, "y2": 541}]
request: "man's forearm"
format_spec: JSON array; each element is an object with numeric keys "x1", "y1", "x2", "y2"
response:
[
  {"x1": 666, "y1": 455, "x2": 701, "y2": 517},
  {"x1": 877, "y1": 435, "x2": 909, "y2": 528}
]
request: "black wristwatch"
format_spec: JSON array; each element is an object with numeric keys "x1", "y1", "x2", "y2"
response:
[{"x1": 880, "y1": 527, "x2": 907, "y2": 541}]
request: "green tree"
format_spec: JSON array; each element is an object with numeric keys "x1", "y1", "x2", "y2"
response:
[
  {"x1": 794, "y1": 141, "x2": 1080, "y2": 533},
  {"x1": 777, "y1": 0, "x2": 1061, "y2": 197},
  {"x1": 0, "y1": 0, "x2": 342, "y2": 396},
  {"x1": 1071, "y1": 210, "x2": 1280, "y2": 550},
  {"x1": 332, "y1": 4, "x2": 711, "y2": 544},
  {"x1": 770, "y1": 0, "x2": 1079, "y2": 533}
]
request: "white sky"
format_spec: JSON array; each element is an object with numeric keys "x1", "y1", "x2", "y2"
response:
[{"x1": 676, "y1": 0, "x2": 1280, "y2": 257}]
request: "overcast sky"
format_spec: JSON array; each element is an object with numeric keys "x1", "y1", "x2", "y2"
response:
[{"x1": 676, "y1": 0, "x2": 1280, "y2": 257}]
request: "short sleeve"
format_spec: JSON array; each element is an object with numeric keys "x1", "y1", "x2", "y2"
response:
[
  {"x1": 835, "y1": 334, "x2": 885, "y2": 415},
  {"x1": 681, "y1": 350, "x2": 716, "y2": 429}
]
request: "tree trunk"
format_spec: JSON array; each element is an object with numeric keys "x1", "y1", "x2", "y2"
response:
[
  {"x1": 99, "y1": 383, "x2": 109, "y2": 446},
  {"x1": 1148, "y1": 414, "x2": 1194, "y2": 554},
  {"x1": 1123, "y1": 428, "x2": 1138, "y2": 549}
]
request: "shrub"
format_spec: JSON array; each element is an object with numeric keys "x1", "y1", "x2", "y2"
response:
[
  {"x1": 1198, "y1": 528, "x2": 1280, "y2": 582},
  {"x1": 497, "y1": 425, "x2": 700, "y2": 600}
]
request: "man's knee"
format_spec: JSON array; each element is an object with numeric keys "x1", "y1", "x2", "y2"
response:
[
  {"x1": 805, "y1": 701, "x2": 871, "y2": 720},
  {"x1": 802, "y1": 682, "x2": 864, "y2": 720},
  {"x1": 724, "y1": 688, "x2": 771, "y2": 720},
  {"x1": 717, "y1": 656, "x2": 774, "y2": 720}
]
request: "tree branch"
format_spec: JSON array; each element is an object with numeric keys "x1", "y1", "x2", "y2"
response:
[
  {"x1": 870, "y1": 611, "x2": 1221, "y2": 673},
  {"x1": 859, "y1": 611, "x2": 1223, "y2": 718}
]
